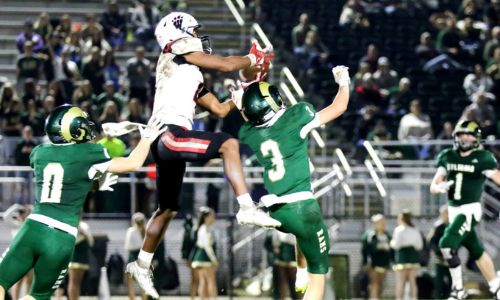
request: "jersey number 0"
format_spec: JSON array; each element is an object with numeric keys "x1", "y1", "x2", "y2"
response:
[
  {"x1": 41, "y1": 163, "x2": 64, "y2": 203},
  {"x1": 260, "y1": 140, "x2": 285, "y2": 182}
]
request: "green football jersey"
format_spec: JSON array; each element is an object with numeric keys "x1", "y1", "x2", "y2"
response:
[
  {"x1": 436, "y1": 148, "x2": 498, "y2": 206},
  {"x1": 30, "y1": 143, "x2": 110, "y2": 227},
  {"x1": 239, "y1": 102, "x2": 316, "y2": 196}
]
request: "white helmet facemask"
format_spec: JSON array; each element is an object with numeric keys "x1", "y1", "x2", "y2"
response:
[{"x1": 155, "y1": 12, "x2": 211, "y2": 53}]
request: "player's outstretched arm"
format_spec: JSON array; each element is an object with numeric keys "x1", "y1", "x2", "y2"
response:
[
  {"x1": 107, "y1": 117, "x2": 166, "y2": 173},
  {"x1": 430, "y1": 167, "x2": 453, "y2": 194},
  {"x1": 197, "y1": 91, "x2": 236, "y2": 118},
  {"x1": 317, "y1": 66, "x2": 350, "y2": 126},
  {"x1": 184, "y1": 51, "x2": 255, "y2": 72},
  {"x1": 486, "y1": 169, "x2": 500, "y2": 185}
]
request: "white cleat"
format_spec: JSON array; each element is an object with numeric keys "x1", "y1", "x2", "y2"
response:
[
  {"x1": 448, "y1": 288, "x2": 468, "y2": 300},
  {"x1": 125, "y1": 261, "x2": 159, "y2": 299},
  {"x1": 236, "y1": 207, "x2": 281, "y2": 228}
]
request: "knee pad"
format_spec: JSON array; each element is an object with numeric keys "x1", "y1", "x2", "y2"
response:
[{"x1": 441, "y1": 248, "x2": 461, "y2": 268}]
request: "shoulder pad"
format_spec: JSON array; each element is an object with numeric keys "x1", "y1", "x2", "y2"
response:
[{"x1": 170, "y1": 37, "x2": 203, "y2": 55}]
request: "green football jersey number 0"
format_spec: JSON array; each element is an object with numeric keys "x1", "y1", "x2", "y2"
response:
[
  {"x1": 41, "y1": 163, "x2": 64, "y2": 203},
  {"x1": 261, "y1": 140, "x2": 285, "y2": 182}
]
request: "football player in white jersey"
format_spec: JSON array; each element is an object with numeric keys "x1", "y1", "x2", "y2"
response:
[{"x1": 125, "y1": 12, "x2": 280, "y2": 298}]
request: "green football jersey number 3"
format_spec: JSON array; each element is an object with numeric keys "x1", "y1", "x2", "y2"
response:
[
  {"x1": 261, "y1": 139, "x2": 285, "y2": 182},
  {"x1": 41, "y1": 163, "x2": 64, "y2": 203}
]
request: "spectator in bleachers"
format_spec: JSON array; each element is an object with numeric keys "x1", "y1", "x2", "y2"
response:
[
  {"x1": 427, "y1": 205, "x2": 451, "y2": 299},
  {"x1": 458, "y1": 17, "x2": 483, "y2": 63},
  {"x1": 159, "y1": 0, "x2": 188, "y2": 14},
  {"x1": 101, "y1": 0, "x2": 127, "y2": 50},
  {"x1": 387, "y1": 77, "x2": 414, "y2": 117},
  {"x1": 83, "y1": 31, "x2": 112, "y2": 59},
  {"x1": 34, "y1": 12, "x2": 53, "y2": 43},
  {"x1": 16, "y1": 19, "x2": 44, "y2": 54},
  {"x1": 373, "y1": 56, "x2": 399, "y2": 98},
  {"x1": 131, "y1": 0, "x2": 161, "y2": 51},
  {"x1": 16, "y1": 41, "x2": 42, "y2": 90},
  {"x1": 294, "y1": 30, "x2": 330, "y2": 81},
  {"x1": 483, "y1": 26, "x2": 499, "y2": 63},
  {"x1": 463, "y1": 63, "x2": 494, "y2": 96},
  {"x1": 20, "y1": 79, "x2": 41, "y2": 108},
  {"x1": 485, "y1": 46, "x2": 500, "y2": 96},
  {"x1": 339, "y1": 0, "x2": 370, "y2": 29},
  {"x1": 99, "y1": 100, "x2": 122, "y2": 125},
  {"x1": 72, "y1": 80, "x2": 95, "y2": 106},
  {"x1": 361, "y1": 214, "x2": 392, "y2": 300},
  {"x1": 1, "y1": 97, "x2": 23, "y2": 137},
  {"x1": 291, "y1": 13, "x2": 318, "y2": 50},
  {"x1": 47, "y1": 80, "x2": 68, "y2": 106},
  {"x1": 54, "y1": 48, "x2": 80, "y2": 83},
  {"x1": 484, "y1": 0, "x2": 500, "y2": 29},
  {"x1": 398, "y1": 99, "x2": 433, "y2": 141},
  {"x1": 82, "y1": 46, "x2": 105, "y2": 95},
  {"x1": 125, "y1": 212, "x2": 149, "y2": 300},
  {"x1": 437, "y1": 121, "x2": 454, "y2": 139},
  {"x1": 97, "y1": 130, "x2": 126, "y2": 158},
  {"x1": 96, "y1": 80, "x2": 126, "y2": 113},
  {"x1": 353, "y1": 73, "x2": 384, "y2": 109},
  {"x1": 103, "y1": 51, "x2": 121, "y2": 91},
  {"x1": 436, "y1": 13, "x2": 463, "y2": 60},
  {"x1": 126, "y1": 46, "x2": 151, "y2": 105},
  {"x1": 351, "y1": 61, "x2": 371, "y2": 92},
  {"x1": 65, "y1": 30, "x2": 84, "y2": 68},
  {"x1": 20, "y1": 100, "x2": 44, "y2": 136},
  {"x1": 40, "y1": 31, "x2": 64, "y2": 83},
  {"x1": 391, "y1": 210, "x2": 423, "y2": 300},
  {"x1": 457, "y1": 0, "x2": 481, "y2": 21},
  {"x1": 41, "y1": 95, "x2": 55, "y2": 120},
  {"x1": 0, "y1": 82, "x2": 19, "y2": 118},
  {"x1": 82, "y1": 14, "x2": 104, "y2": 41},
  {"x1": 14, "y1": 126, "x2": 37, "y2": 166},
  {"x1": 55, "y1": 14, "x2": 72, "y2": 39},
  {"x1": 460, "y1": 91, "x2": 497, "y2": 136},
  {"x1": 123, "y1": 98, "x2": 146, "y2": 124},
  {"x1": 415, "y1": 32, "x2": 439, "y2": 64},
  {"x1": 359, "y1": 44, "x2": 380, "y2": 72},
  {"x1": 353, "y1": 105, "x2": 379, "y2": 144}
]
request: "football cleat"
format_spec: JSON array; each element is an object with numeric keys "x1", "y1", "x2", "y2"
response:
[
  {"x1": 236, "y1": 206, "x2": 281, "y2": 228},
  {"x1": 125, "y1": 261, "x2": 159, "y2": 299},
  {"x1": 448, "y1": 288, "x2": 468, "y2": 300}
]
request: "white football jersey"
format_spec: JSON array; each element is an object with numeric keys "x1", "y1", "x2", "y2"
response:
[{"x1": 152, "y1": 37, "x2": 204, "y2": 130}]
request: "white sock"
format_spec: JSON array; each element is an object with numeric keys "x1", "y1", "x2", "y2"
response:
[
  {"x1": 450, "y1": 266, "x2": 464, "y2": 290},
  {"x1": 488, "y1": 276, "x2": 500, "y2": 293},
  {"x1": 137, "y1": 250, "x2": 154, "y2": 268},
  {"x1": 237, "y1": 193, "x2": 254, "y2": 209}
]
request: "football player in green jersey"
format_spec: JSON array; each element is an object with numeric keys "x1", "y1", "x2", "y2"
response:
[
  {"x1": 0, "y1": 104, "x2": 165, "y2": 300},
  {"x1": 430, "y1": 120, "x2": 500, "y2": 300},
  {"x1": 238, "y1": 65, "x2": 350, "y2": 300}
]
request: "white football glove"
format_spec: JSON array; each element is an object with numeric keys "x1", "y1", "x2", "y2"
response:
[
  {"x1": 139, "y1": 116, "x2": 168, "y2": 142},
  {"x1": 332, "y1": 65, "x2": 350, "y2": 87},
  {"x1": 231, "y1": 87, "x2": 244, "y2": 110},
  {"x1": 98, "y1": 172, "x2": 118, "y2": 192},
  {"x1": 431, "y1": 180, "x2": 454, "y2": 194},
  {"x1": 295, "y1": 267, "x2": 308, "y2": 293}
]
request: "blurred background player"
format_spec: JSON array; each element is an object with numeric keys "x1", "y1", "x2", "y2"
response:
[
  {"x1": 67, "y1": 220, "x2": 94, "y2": 300},
  {"x1": 0, "y1": 104, "x2": 165, "y2": 300},
  {"x1": 390, "y1": 210, "x2": 423, "y2": 300},
  {"x1": 125, "y1": 12, "x2": 279, "y2": 298},
  {"x1": 430, "y1": 120, "x2": 500, "y2": 300},
  {"x1": 427, "y1": 205, "x2": 452, "y2": 299},
  {"x1": 190, "y1": 207, "x2": 218, "y2": 300},
  {"x1": 361, "y1": 214, "x2": 392, "y2": 300},
  {"x1": 238, "y1": 65, "x2": 350, "y2": 300}
]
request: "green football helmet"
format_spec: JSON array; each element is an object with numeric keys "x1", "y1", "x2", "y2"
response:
[
  {"x1": 453, "y1": 120, "x2": 481, "y2": 152},
  {"x1": 45, "y1": 104, "x2": 96, "y2": 144},
  {"x1": 241, "y1": 81, "x2": 285, "y2": 126}
]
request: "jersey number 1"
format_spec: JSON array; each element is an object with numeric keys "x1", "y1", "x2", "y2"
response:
[
  {"x1": 453, "y1": 172, "x2": 463, "y2": 201},
  {"x1": 261, "y1": 140, "x2": 285, "y2": 182},
  {"x1": 41, "y1": 163, "x2": 64, "y2": 203}
]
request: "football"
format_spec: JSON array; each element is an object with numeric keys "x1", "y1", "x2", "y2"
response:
[{"x1": 240, "y1": 58, "x2": 271, "y2": 82}]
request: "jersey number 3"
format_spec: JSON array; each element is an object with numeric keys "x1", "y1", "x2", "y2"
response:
[
  {"x1": 41, "y1": 163, "x2": 64, "y2": 203},
  {"x1": 261, "y1": 140, "x2": 285, "y2": 182}
]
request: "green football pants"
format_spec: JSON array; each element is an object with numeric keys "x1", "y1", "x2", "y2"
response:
[
  {"x1": 439, "y1": 213, "x2": 484, "y2": 260},
  {"x1": 0, "y1": 219, "x2": 75, "y2": 300},
  {"x1": 270, "y1": 199, "x2": 330, "y2": 274}
]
